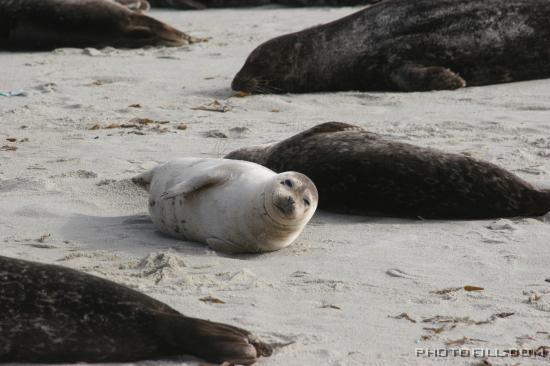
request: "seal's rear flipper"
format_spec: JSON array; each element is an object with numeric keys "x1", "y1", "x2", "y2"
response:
[
  {"x1": 161, "y1": 171, "x2": 230, "y2": 199},
  {"x1": 164, "y1": 317, "x2": 272, "y2": 365},
  {"x1": 126, "y1": 12, "x2": 199, "y2": 47},
  {"x1": 132, "y1": 169, "x2": 154, "y2": 191},
  {"x1": 390, "y1": 64, "x2": 466, "y2": 91}
]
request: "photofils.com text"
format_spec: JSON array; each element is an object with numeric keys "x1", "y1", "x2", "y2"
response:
[{"x1": 416, "y1": 347, "x2": 549, "y2": 359}]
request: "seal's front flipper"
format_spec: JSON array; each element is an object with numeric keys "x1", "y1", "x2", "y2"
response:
[
  {"x1": 206, "y1": 237, "x2": 245, "y2": 254},
  {"x1": 390, "y1": 64, "x2": 466, "y2": 91},
  {"x1": 161, "y1": 171, "x2": 230, "y2": 200}
]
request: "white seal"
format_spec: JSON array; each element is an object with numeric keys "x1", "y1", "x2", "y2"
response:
[{"x1": 133, "y1": 158, "x2": 318, "y2": 253}]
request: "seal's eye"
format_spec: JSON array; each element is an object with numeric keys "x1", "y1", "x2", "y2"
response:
[
  {"x1": 303, "y1": 198, "x2": 310, "y2": 207},
  {"x1": 283, "y1": 179, "x2": 293, "y2": 188}
]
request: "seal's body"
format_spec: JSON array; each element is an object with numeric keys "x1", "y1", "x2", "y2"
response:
[
  {"x1": 0, "y1": 255, "x2": 271, "y2": 364},
  {"x1": 232, "y1": 0, "x2": 550, "y2": 93},
  {"x1": 0, "y1": 0, "x2": 193, "y2": 50},
  {"x1": 133, "y1": 158, "x2": 318, "y2": 253},
  {"x1": 225, "y1": 122, "x2": 550, "y2": 219},
  {"x1": 148, "y1": 0, "x2": 379, "y2": 10}
]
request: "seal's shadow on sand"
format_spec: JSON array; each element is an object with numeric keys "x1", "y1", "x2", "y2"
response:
[
  {"x1": 61, "y1": 214, "x2": 268, "y2": 259},
  {"x1": 61, "y1": 214, "x2": 207, "y2": 256}
]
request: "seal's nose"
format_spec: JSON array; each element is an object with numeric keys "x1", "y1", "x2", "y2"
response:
[
  {"x1": 275, "y1": 196, "x2": 297, "y2": 217},
  {"x1": 231, "y1": 76, "x2": 244, "y2": 91}
]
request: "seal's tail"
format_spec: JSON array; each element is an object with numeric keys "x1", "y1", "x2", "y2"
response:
[{"x1": 131, "y1": 169, "x2": 153, "y2": 191}]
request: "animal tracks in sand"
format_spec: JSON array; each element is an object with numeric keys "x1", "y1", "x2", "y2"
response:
[{"x1": 59, "y1": 249, "x2": 271, "y2": 294}]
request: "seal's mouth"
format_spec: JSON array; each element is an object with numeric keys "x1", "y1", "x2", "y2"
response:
[
  {"x1": 274, "y1": 197, "x2": 299, "y2": 219},
  {"x1": 231, "y1": 76, "x2": 248, "y2": 92},
  {"x1": 231, "y1": 76, "x2": 281, "y2": 95},
  {"x1": 263, "y1": 196, "x2": 302, "y2": 229}
]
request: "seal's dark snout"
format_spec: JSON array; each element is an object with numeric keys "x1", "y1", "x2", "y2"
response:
[
  {"x1": 231, "y1": 75, "x2": 245, "y2": 91},
  {"x1": 232, "y1": 75, "x2": 254, "y2": 92},
  {"x1": 275, "y1": 195, "x2": 297, "y2": 217}
]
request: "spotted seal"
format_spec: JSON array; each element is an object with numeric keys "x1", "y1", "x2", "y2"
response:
[
  {"x1": 225, "y1": 122, "x2": 550, "y2": 219},
  {"x1": 232, "y1": 0, "x2": 550, "y2": 93},
  {"x1": 0, "y1": 255, "x2": 271, "y2": 364},
  {"x1": 0, "y1": 0, "x2": 194, "y2": 50},
  {"x1": 133, "y1": 158, "x2": 318, "y2": 253}
]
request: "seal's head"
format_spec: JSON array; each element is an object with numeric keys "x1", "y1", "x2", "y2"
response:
[
  {"x1": 224, "y1": 143, "x2": 273, "y2": 165},
  {"x1": 264, "y1": 172, "x2": 318, "y2": 227},
  {"x1": 232, "y1": 34, "x2": 305, "y2": 94}
]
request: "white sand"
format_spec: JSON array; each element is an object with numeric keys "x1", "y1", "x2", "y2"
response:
[{"x1": 1, "y1": 6, "x2": 550, "y2": 366}]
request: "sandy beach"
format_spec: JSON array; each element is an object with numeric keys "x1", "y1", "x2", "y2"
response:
[{"x1": 1, "y1": 6, "x2": 550, "y2": 365}]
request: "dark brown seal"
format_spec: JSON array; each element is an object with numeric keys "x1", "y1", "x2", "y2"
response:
[
  {"x1": 232, "y1": 0, "x2": 550, "y2": 93},
  {"x1": 0, "y1": 255, "x2": 271, "y2": 364},
  {"x1": 0, "y1": 0, "x2": 195, "y2": 50},
  {"x1": 148, "y1": 0, "x2": 378, "y2": 10},
  {"x1": 225, "y1": 122, "x2": 550, "y2": 219}
]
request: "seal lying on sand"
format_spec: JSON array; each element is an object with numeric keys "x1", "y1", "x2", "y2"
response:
[
  {"x1": 0, "y1": 255, "x2": 271, "y2": 364},
  {"x1": 148, "y1": 0, "x2": 378, "y2": 10},
  {"x1": 232, "y1": 0, "x2": 550, "y2": 93},
  {"x1": 0, "y1": 0, "x2": 194, "y2": 50},
  {"x1": 225, "y1": 122, "x2": 550, "y2": 219},
  {"x1": 133, "y1": 158, "x2": 318, "y2": 253}
]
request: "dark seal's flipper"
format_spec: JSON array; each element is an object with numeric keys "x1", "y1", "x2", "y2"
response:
[
  {"x1": 389, "y1": 64, "x2": 466, "y2": 91},
  {"x1": 160, "y1": 316, "x2": 272, "y2": 364},
  {"x1": 0, "y1": 255, "x2": 271, "y2": 364},
  {"x1": 0, "y1": 0, "x2": 197, "y2": 50},
  {"x1": 225, "y1": 122, "x2": 550, "y2": 219},
  {"x1": 232, "y1": 0, "x2": 550, "y2": 93}
]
